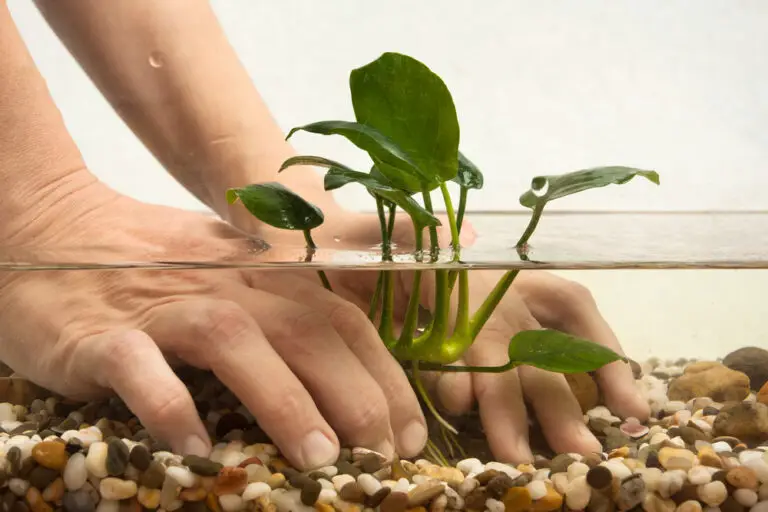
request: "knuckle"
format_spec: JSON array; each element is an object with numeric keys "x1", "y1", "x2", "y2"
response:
[
  {"x1": 193, "y1": 300, "x2": 254, "y2": 347},
  {"x1": 561, "y1": 280, "x2": 595, "y2": 306},
  {"x1": 258, "y1": 386, "x2": 308, "y2": 427},
  {"x1": 345, "y1": 392, "x2": 389, "y2": 433},
  {"x1": 327, "y1": 301, "x2": 371, "y2": 342},
  {"x1": 274, "y1": 308, "x2": 329, "y2": 343},
  {"x1": 146, "y1": 389, "x2": 194, "y2": 427}
]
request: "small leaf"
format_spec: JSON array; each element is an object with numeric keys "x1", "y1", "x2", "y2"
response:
[
  {"x1": 507, "y1": 329, "x2": 625, "y2": 373},
  {"x1": 452, "y1": 151, "x2": 484, "y2": 190},
  {"x1": 278, "y1": 155, "x2": 358, "y2": 175},
  {"x1": 323, "y1": 167, "x2": 441, "y2": 228},
  {"x1": 349, "y1": 52, "x2": 460, "y2": 186},
  {"x1": 519, "y1": 166, "x2": 660, "y2": 209},
  {"x1": 286, "y1": 120, "x2": 424, "y2": 192},
  {"x1": 226, "y1": 182, "x2": 324, "y2": 231}
]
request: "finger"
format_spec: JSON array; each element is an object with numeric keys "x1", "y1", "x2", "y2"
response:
[
  {"x1": 77, "y1": 329, "x2": 211, "y2": 456},
  {"x1": 517, "y1": 365, "x2": 603, "y2": 455},
  {"x1": 513, "y1": 272, "x2": 649, "y2": 421},
  {"x1": 464, "y1": 328, "x2": 532, "y2": 464},
  {"x1": 233, "y1": 286, "x2": 397, "y2": 458},
  {"x1": 434, "y1": 359, "x2": 474, "y2": 416},
  {"x1": 144, "y1": 299, "x2": 340, "y2": 470},
  {"x1": 249, "y1": 273, "x2": 425, "y2": 458}
]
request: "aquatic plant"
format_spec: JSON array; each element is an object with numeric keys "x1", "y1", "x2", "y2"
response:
[{"x1": 226, "y1": 52, "x2": 659, "y2": 444}]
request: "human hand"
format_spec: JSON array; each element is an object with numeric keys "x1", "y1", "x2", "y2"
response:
[
  {"x1": 275, "y1": 212, "x2": 650, "y2": 463},
  {"x1": 0, "y1": 179, "x2": 428, "y2": 469}
]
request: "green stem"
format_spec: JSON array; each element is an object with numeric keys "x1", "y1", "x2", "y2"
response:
[
  {"x1": 469, "y1": 269, "x2": 520, "y2": 340},
  {"x1": 412, "y1": 361, "x2": 457, "y2": 435},
  {"x1": 454, "y1": 270, "x2": 470, "y2": 334},
  {"x1": 439, "y1": 183, "x2": 460, "y2": 259},
  {"x1": 398, "y1": 223, "x2": 424, "y2": 345},
  {"x1": 378, "y1": 271, "x2": 395, "y2": 344},
  {"x1": 376, "y1": 197, "x2": 392, "y2": 261},
  {"x1": 516, "y1": 203, "x2": 545, "y2": 249},
  {"x1": 368, "y1": 272, "x2": 384, "y2": 322},
  {"x1": 456, "y1": 187, "x2": 468, "y2": 236},
  {"x1": 416, "y1": 360, "x2": 518, "y2": 373},
  {"x1": 303, "y1": 230, "x2": 332, "y2": 291},
  {"x1": 387, "y1": 203, "x2": 396, "y2": 239},
  {"x1": 421, "y1": 188, "x2": 439, "y2": 261}
]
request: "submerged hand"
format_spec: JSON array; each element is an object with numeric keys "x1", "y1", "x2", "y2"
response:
[
  {"x1": 290, "y1": 213, "x2": 650, "y2": 463},
  {"x1": 0, "y1": 180, "x2": 428, "y2": 469}
]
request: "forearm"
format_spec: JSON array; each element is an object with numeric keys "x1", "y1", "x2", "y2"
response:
[
  {"x1": 34, "y1": 0, "x2": 334, "y2": 228},
  {"x1": 0, "y1": 2, "x2": 102, "y2": 243}
]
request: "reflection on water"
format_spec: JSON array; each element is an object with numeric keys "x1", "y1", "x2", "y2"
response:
[{"x1": 0, "y1": 212, "x2": 766, "y2": 271}]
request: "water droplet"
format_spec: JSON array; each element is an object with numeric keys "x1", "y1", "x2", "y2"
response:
[
  {"x1": 332, "y1": 236, "x2": 342, "y2": 243},
  {"x1": 148, "y1": 51, "x2": 165, "y2": 68},
  {"x1": 531, "y1": 177, "x2": 549, "y2": 197}
]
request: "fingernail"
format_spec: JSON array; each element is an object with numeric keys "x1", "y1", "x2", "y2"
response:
[
  {"x1": 182, "y1": 435, "x2": 210, "y2": 457},
  {"x1": 398, "y1": 420, "x2": 427, "y2": 456},
  {"x1": 300, "y1": 430, "x2": 338, "y2": 469}
]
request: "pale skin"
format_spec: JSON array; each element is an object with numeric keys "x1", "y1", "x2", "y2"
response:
[{"x1": 0, "y1": 0, "x2": 649, "y2": 469}]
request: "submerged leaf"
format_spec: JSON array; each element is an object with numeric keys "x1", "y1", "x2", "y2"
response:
[
  {"x1": 349, "y1": 52, "x2": 460, "y2": 187},
  {"x1": 519, "y1": 166, "x2": 659, "y2": 209},
  {"x1": 286, "y1": 120, "x2": 423, "y2": 192},
  {"x1": 323, "y1": 167, "x2": 441, "y2": 228},
  {"x1": 226, "y1": 182, "x2": 324, "y2": 231},
  {"x1": 507, "y1": 329, "x2": 624, "y2": 373},
  {"x1": 452, "y1": 151, "x2": 484, "y2": 190}
]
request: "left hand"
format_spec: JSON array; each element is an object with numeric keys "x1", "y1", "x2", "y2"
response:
[{"x1": 247, "y1": 210, "x2": 649, "y2": 463}]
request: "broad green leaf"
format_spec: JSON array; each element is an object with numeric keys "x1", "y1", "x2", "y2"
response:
[
  {"x1": 285, "y1": 120, "x2": 423, "y2": 192},
  {"x1": 519, "y1": 166, "x2": 660, "y2": 209},
  {"x1": 349, "y1": 52, "x2": 460, "y2": 187},
  {"x1": 226, "y1": 182, "x2": 323, "y2": 231},
  {"x1": 507, "y1": 329, "x2": 625, "y2": 373},
  {"x1": 323, "y1": 168, "x2": 441, "y2": 228},
  {"x1": 452, "y1": 151, "x2": 484, "y2": 190}
]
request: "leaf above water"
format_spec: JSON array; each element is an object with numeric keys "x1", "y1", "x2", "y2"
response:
[
  {"x1": 452, "y1": 151, "x2": 484, "y2": 190},
  {"x1": 507, "y1": 329, "x2": 625, "y2": 373},
  {"x1": 349, "y1": 52, "x2": 460, "y2": 188},
  {"x1": 226, "y1": 182, "x2": 324, "y2": 231},
  {"x1": 519, "y1": 166, "x2": 660, "y2": 209}
]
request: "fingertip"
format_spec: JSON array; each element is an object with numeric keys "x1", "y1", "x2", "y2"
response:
[{"x1": 596, "y1": 362, "x2": 651, "y2": 421}]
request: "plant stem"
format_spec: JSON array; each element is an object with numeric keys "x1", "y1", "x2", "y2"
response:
[
  {"x1": 454, "y1": 270, "x2": 470, "y2": 334},
  {"x1": 387, "y1": 203, "x2": 397, "y2": 240},
  {"x1": 415, "y1": 360, "x2": 518, "y2": 373},
  {"x1": 516, "y1": 203, "x2": 545, "y2": 249},
  {"x1": 368, "y1": 272, "x2": 383, "y2": 322},
  {"x1": 376, "y1": 197, "x2": 392, "y2": 261},
  {"x1": 303, "y1": 230, "x2": 332, "y2": 291},
  {"x1": 439, "y1": 183, "x2": 460, "y2": 259},
  {"x1": 399, "y1": 223, "x2": 424, "y2": 345},
  {"x1": 412, "y1": 361, "x2": 457, "y2": 435},
  {"x1": 421, "y1": 188, "x2": 439, "y2": 261},
  {"x1": 456, "y1": 187, "x2": 468, "y2": 236},
  {"x1": 378, "y1": 271, "x2": 395, "y2": 345},
  {"x1": 468, "y1": 269, "x2": 520, "y2": 339}
]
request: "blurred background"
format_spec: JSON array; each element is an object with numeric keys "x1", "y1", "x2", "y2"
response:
[{"x1": 8, "y1": 0, "x2": 768, "y2": 360}]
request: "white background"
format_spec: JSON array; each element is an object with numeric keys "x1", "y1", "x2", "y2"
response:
[{"x1": 8, "y1": 1, "x2": 768, "y2": 360}]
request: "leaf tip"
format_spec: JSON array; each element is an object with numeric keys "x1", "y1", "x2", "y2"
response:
[{"x1": 225, "y1": 189, "x2": 240, "y2": 205}]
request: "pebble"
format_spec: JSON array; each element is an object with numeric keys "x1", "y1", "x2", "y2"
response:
[
  {"x1": 698, "y1": 480, "x2": 728, "y2": 507},
  {"x1": 99, "y1": 478, "x2": 137, "y2": 500},
  {"x1": 31, "y1": 440, "x2": 68, "y2": 471}
]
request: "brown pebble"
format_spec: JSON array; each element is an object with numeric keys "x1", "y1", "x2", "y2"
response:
[
  {"x1": 139, "y1": 461, "x2": 165, "y2": 490},
  {"x1": 24, "y1": 488, "x2": 52, "y2": 512},
  {"x1": 408, "y1": 481, "x2": 444, "y2": 507},
  {"x1": 473, "y1": 469, "x2": 499, "y2": 485},
  {"x1": 486, "y1": 474, "x2": 514, "y2": 499},
  {"x1": 315, "y1": 504, "x2": 334, "y2": 512},
  {"x1": 205, "y1": 493, "x2": 220, "y2": 512},
  {"x1": 300, "y1": 479, "x2": 322, "y2": 506},
  {"x1": 502, "y1": 487, "x2": 532, "y2": 512},
  {"x1": 213, "y1": 467, "x2": 247, "y2": 496},
  {"x1": 128, "y1": 445, "x2": 151, "y2": 472},
  {"x1": 339, "y1": 482, "x2": 366, "y2": 504},
  {"x1": 549, "y1": 454, "x2": 575, "y2": 474},
  {"x1": 31, "y1": 442, "x2": 68, "y2": 472},
  {"x1": 28, "y1": 466, "x2": 59, "y2": 490},
  {"x1": 179, "y1": 487, "x2": 207, "y2": 502},
  {"x1": 390, "y1": 459, "x2": 412, "y2": 481},
  {"x1": 360, "y1": 453, "x2": 383, "y2": 473},
  {"x1": 586, "y1": 466, "x2": 613, "y2": 490},
  {"x1": 41, "y1": 478, "x2": 64, "y2": 503},
  {"x1": 366, "y1": 487, "x2": 391, "y2": 509},
  {"x1": 336, "y1": 460, "x2": 362, "y2": 478},
  {"x1": 726, "y1": 466, "x2": 758, "y2": 490},
  {"x1": 380, "y1": 491, "x2": 409, "y2": 512},
  {"x1": 463, "y1": 489, "x2": 488, "y2": 511}
]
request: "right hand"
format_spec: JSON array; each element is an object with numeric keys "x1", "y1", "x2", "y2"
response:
[{"x1": 0, "y1": 174, "x2": 427, "y2": 469}]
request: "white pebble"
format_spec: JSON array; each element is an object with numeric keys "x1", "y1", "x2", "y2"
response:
[
  {"x1": 664, "y1": 401, "x2": 687, "y2": 413},
  {"x1": 318, "y1": 479, "x2": 334, "y2": 491},
  {"x1": 100, "y1": 478, "x2": 138, "y2": 500},
  {"x1": 744, "y1": 458, "x2": 768, "y2": 484},
  {"x1": 735, "y1": 489, "x2": 759, "y2": 508},
  {"x1": 64, "y1": 452, "x2": 88, "y2": 491},
  {"x1": 742, "y1": 451, "x2": 765, "y2": 464},
  {"x1": 8, "y1": 478, "x2": 29, "y2": 496},
  {"x1": 394, "y1": 478, "x2": 410, "y2": 493},
  {"x1": 688, "y1": 466, "x2": 712, "y2": 485},
  {"x1": 95, "y1": 499, "x2": 119, "y2": 512},
  {"x1": 551, "y1": 473, "x2": 569, "y2": 495},
  {"x1": 0, "y1": 403, "x2": 16, "y2": 422},
  {"x1": 219, "y1": 494, "x2": 245, "y2": 512},
  {"x1": 85, "y1": 441, "x2": 109, "y2": 478},
  {"x1": 318, "y1": 489, "x2": 337, "y2": 504},
  {"x1": 533, "y1": 469, "x2": 551, "y2": 481},
  {"x1": 318, "y1": 465, "x2": 338, "y2": 478},
  {"x1": 751, "y1": 501, "x2": 768, "y2": 512},
  {"x1": 220, "y1": 451, "x2": 247, "y2": 468},
  {"x1": 485, "y1": 498, "x2": 504, "y2": 512},
  {"x1": 527, "y1": 480, "x2": 547, "y2": 500},
  {"x1": 567, "y1": 462, "x2": 590, "y2": 481},
  {"x1": 565, "y1": 476, "x2": 591, "y2": 510},
  {"x1": 658, "y1": 470, "x2": 686, "y2": 499},
  {"x1": 670, "y1": 437, "x2": 687, "y2": 448},
  {"x1": 698, "y1": 481, "x2": 727, "y2": 507},
  {"x1": 166, "y1": 466, "x2": 197, "y2": 488},
  {"x1": 332, "y1": 474, "x2": 356, "y2": 492},
  {"x1": 0, "y1": 421, "x2": 21, "y2": 432},
  {"x1": 485, "y1": 461, "x2": 521, "y2": 480},
  {"x1": 357, "y1": 474, "x2": 382, "y2": 496},
  {"x1": 457, "y1": 458, "x2": 484, "y2": 475},
  {"x1": 603, "y1": 460, "x2": 632, "y2": 480},
  {"x1": 712, "y1": 441, "x2": 732, "y2": 453},
  {"x1": 77, "y1": 426, "x2": 103, "y2": 447},
  {"x1": 242, "y1": 482, "x2": 272, "y2": 501}
]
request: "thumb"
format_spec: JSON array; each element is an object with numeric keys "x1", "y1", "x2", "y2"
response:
[{"x1": 78, "y1": 329, "x2": 211, "y2": 456}]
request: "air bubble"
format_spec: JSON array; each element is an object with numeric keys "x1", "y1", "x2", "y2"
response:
[{"x1": 531, "y1": 178, "x2": 549, "y2": 197}]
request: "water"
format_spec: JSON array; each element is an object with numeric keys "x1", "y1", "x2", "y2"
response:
[{"x1": 0, "y1": 212, "x2": 765, "y2": 271}]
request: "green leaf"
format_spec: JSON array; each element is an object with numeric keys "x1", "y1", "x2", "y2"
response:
[
  {"x1": 452, "y1": 151, "x2": 484, "y2": 190},
  {"x1": 226, "y1": 182, "x2": 324, "y2": 231},
  {"x1": 349, "y1": 52, "x2": 460, "y2": 187},
  {"x1": 278, "y1": 155, "x2": 358, "y2": 175},
  {"x1": 323, "y1": 167, "x2": 441, "y2": 228},
  {"x1": 507, "y1": 329, "x2": 625, "y2": 373},
  {"x1": 519, "y1": 166, "x2": 660, "y2": 209},
  {"x1": 286, "y1": 120, "x2": 423, "y2": 192}
]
